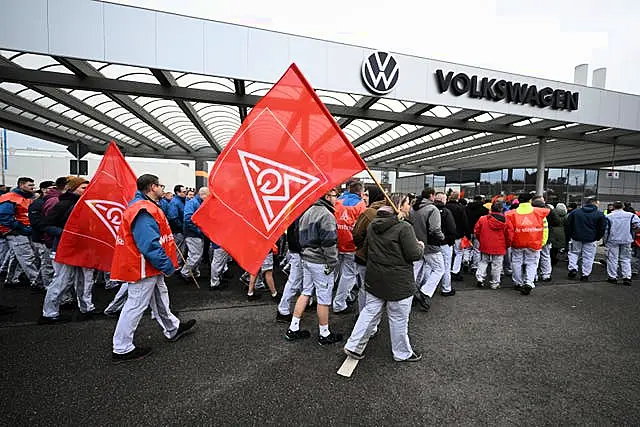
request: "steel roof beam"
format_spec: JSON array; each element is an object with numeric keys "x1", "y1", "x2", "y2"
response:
[
  {"x1": 1, "y1": 65, "x2": 640, "y2": 147},
  {"x1": 54, "y1": 57, "x2": 198, "y2": 154},
  {"x1": 150, "y1": 68, "x2": 222, "y2": 153},
  {"x1": 233, "y1": 79, "x2": 248, "y2": 123}
]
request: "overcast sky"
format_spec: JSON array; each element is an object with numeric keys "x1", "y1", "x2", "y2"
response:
[{"x1": 6, "y1": 0, "x2": 640, "y2": 149}]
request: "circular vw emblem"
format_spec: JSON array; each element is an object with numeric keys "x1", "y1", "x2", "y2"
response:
[{"x1": 361, "y1": 51, "x2": 399, "y2": 95}]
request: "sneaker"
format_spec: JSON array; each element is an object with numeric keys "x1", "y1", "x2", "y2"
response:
[
  {"x1": 514, "y1": 284, "x2": 523, "y2": 291},
  {"x1": 414, "y1": 291, "x2": 431, "y2": 311},
  {"x1": 580, "y1": 275, "x2": 589, "y2": 282},
  {"x1": 541, "y1": 277, "x2": 552, "y2": 283},
  {"x1": 112, "y1": 347, "x2": 152, "y2": 364},
  {"x1": 77, "y1": 309, "x2": 102, "y2": 321},
  {"x1": 276, "y1": 311, "x2": 292, "y2": 323},
  {"x1": 568, "y1": 269, "x2": 578, "y2": 279},
  {"x1": 37, "y1": 315, "x2": 71, "y2": 325},
  {"x1": 520, "y1": 284, "x2": 533, "y2": 295},
  {"x1": 397, "y1": 352, "x2": 422, "y2": 362},
  {"x1": 476, "y1": 281, "x2": 485, "y2": 288},
  {"x1": 247, "y1": 293, "x2": 262, "y2": 301},
  {"x1": 607, "y1": 277, "x2": 618, "y2": 284},
  {"x1": 489, "y1": 283, "x2": 500, "y2": 290},
  {"x1": 285, "y1": 329, "x2": 311, "y2": 341},
  {"x1": 103, "y1": 310, "x2": 120, "y2": 319},
  {"x1": 168, "y1": 319, "x2": 196, "y2": 342},
  {"x1": 0, "y1": 304, "x2": 17, "y2": 315},
  {"x1": 318, "y1": 332, "x2": 343, "y2": 346},
  {"x1": 623, "y1": 278, "x2": 632, "y2": 286},
  {"x1": 343, "y1": 347, "x2": 364, "y2": 360},
  {"x1": 440, "y1": 289, "x2": 456, "y2": 297}
]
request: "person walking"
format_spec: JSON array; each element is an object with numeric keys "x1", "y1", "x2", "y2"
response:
[
  {"x1": 604, "y1": 201, "x2": 640, "y2": 285},
  {"x1": 343, "y1": 204, "x2": 424, "y2": 362},
  {"x1": 474, "y1": 201, "x2": 512, "y2": 289},
  {"x1": 567, "y1": 197, "x2": 606, "y2": 281},
  {"x1": 111, "y1": 174, "x2": 195, "y2": 363}
]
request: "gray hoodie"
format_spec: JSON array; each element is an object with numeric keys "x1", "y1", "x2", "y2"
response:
[
  {"x1": 298, "y1": 198, "x2": 339, "y2": 267},
  {"x1": 409, "y1": 197, "x2": 444, "y2": 254},
  {"x1": 605, "y1": 209, "x2": 640, "y2": 245}
]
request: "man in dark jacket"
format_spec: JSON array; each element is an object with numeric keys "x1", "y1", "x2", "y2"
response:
[
  {"x1": 466, "y1": 195, "x2": 489, "y2": 270},
  {"x1": 39, "y1": 177, "x2": 91, "y2": 324},
  {"x1": 567, "y1": 197, "x2": 606, "y2": 281},
  {"x1": 285, "y1": 190, "x2": 342, "y2": 345},
  {"x1": 28, "y1": 180, "x2": 55, "y2": 290},
  {"x1": 343, "y1": 205, "x2": 424, "y2": 362},
  {"x1": 446, "y1": 191, "x2": 469, "y2": 281},
  {"x1": 434, "y1": 192, "x2": 457, "y2": 297},
  {"x1": 410, "y1": 187, "x2": 445, "y2": 311}
]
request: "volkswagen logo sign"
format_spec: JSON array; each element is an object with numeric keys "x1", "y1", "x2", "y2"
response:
[{"x1": 361, "y1": 51, "x2": 399, "y2": 95}]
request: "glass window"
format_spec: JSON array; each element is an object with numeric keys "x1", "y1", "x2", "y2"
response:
[
  {"x1": 568, "y1": 169, "x2": 585, "y2": 187},
  {"x1": 512, "y1": 169, "x2": 525, "y2": 183}
]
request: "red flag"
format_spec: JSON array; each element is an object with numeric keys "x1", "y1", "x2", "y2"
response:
[
  {"x1": 193, "y1": 64, "x2": 366, "y2": 274},
  {"x1": 55, "y1": 142, "x2": 137, "y2": 271}
]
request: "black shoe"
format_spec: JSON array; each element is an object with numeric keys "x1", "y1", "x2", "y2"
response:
[
  {"x1": 168, "y1": 319, "x2": 196, "y2": 342},
  {"x1": 623, "y1": 278, "x2": 632, "y2": 286},
  {"x1": 541, "y1": 277, "x2": 552, "y2": 283},
  {"x1": 451, "y1": 273, "x2": 464, "y2": 282},
  {"x1": 318, "y1": 332, "x2": 343, "y2": 346},
  {"x1": 334, "y1": 306, "x2": 354, "y2": 315},
  {"x1": 77, "y1": 309, "x2": 102, "y2": 321},
  {"x1": 414, "y1": 291, "x2": 431, "y2": 311},
  {"x1": 514, "y1": 284, "x2": 523, "y2": 291},
  {"x1": 476, "y1": 281, "x2": 485, "y2": 288},
  {"x1": 343, "y1": 347, "x2": 364, "y2": 360},
  {"x1": 103, "y1": 310, "x2": 120, "y2": 319},
  {"x1": 276, "y1": 311, "x2": 292, "y2": 323},
  {"x1": 209, "y1": 282, "x2": 228, "y2": 291},
  {"x1": 112, "y1": 347, "x2": 152, "y2": 364},
  {"x1": 285, "y1": 329, "x2": 310, "y2": 341},
  {"x1": 397, "y1": 352, "x2": 422, "y2": 362},
  {"x1": 0, "y1": 304, "x2": 17, "y2": 315},
  {"x1": 37, "y1": 315, "x2": 71, "y2": 325},
  {"x1": 520, "y1": 284, "x2": 533, "y2": 295},
  {"x1": 580, "y1": 275, "x2": 589, "y2": 282},
  {"x1": 247, "y1": 293, "x2": 262, "y2": 301},
  {"x1": 440, "y1": 289, "x2": 456, "y2": 297},
  {"x1": 568, "y1": 269, "x2": 578, "y2": 279},
  {"x1": 607, "y1": 277, "x2": 618, "y2": 284},
  {"x1": 271, "y1": 293, "x2": 281, "y2": 303}
]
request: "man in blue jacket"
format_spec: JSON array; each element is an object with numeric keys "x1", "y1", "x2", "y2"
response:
[
  {"x1": 167, "y1": 185, "x2": 187, "y2": 267},
  {"x1": 180, "y1": 187, "x2": 209, "y2": 279},
  {"x1": 567, "y1": 197, "x2": 606, "y2": 281}
]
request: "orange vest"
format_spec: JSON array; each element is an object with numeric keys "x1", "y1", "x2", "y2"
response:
[
  {"x1": 0, "y1": 192, "x2": 32, "y2": 234},
  {"x1": 334, "y1": 199, "x2": 366, "y2": 253},
  {"x1": 506, "y1": 207, "x2": 549, "y2": 251},
  {"x1": 110, "y1": 200, "x2": 178, "y2": 282}
]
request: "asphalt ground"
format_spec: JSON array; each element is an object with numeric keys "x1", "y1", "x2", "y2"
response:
[{"x1": 1, "y1": 260, "x2": 640, "y2": 426}]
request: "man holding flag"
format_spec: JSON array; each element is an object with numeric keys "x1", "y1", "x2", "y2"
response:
[{"x1": 111, "y1": 174, "x2": 196, "y2": 363}]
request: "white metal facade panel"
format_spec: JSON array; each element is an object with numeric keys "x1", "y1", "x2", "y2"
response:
[
  {"x1": 288, "y1": 36, "x2": 328, "y2": 89},
  {"x1": 0, "y1": 0, "x2": 48, "y2": 53},
  {"x1": 103, "y1": 2, "x2": 156, "y2": 66},
  {"x1": 48, "y1": 0, "x2": 104, "y2": 59},
  {"x1": 203, "y1": 21, "x2": 249, "y2": 79},
  {"x1": 247, "y1": 28, "x2": 290, "y2": 83},
  {"x1": 156, "y1": 12, "x2": 204, "y2": 74}
]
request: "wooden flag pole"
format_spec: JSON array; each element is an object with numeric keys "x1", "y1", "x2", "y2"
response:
[
  {"x1": 363, "y1": 165, "x2": 398, "y2": 213},
  {"x1": 176, "y1": 247, "x2": 200, "y2": 289}
]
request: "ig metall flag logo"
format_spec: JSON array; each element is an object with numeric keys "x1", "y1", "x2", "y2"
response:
[{"x1": 361, "y1": 51, "x2": 399, "y2": 95}]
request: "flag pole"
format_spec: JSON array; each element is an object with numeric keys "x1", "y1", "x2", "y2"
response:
[
  {"x1": 363, "y1": 165, "x2": 398, "y2": 213},
  {"x1": 176, "y1": 247, "x2": 200, "y2": 289}
]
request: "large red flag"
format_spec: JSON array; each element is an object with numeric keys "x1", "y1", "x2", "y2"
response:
[
  {"x1": 55, "y1": 142, "x2": 137, "y2": 271},
  {"x1": 193, "y1": 64, "x2": 366, "y2": 274}
]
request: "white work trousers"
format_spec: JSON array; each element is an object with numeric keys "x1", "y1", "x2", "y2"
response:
[
  {"x1": 567, "y1": 240, "x2": 598, "y2": 276},
  {"x1": 511, "y1": 248, "x2": 541, "y2": 288}
]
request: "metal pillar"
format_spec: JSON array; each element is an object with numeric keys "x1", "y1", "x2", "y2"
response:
[
  {"x1": 536, "y1": 137, "x2": 545, "y2": 197},
  {"x1": 195, "y1": 160, "x2": 208, "y2": 189}
]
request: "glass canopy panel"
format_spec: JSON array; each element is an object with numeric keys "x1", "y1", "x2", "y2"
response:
[
  {"x1": 172, "y1": 73, "x2": 236, "y2": 92},
  {"x1": 98, "y1": 64, "x2": 156, "y2": 83},
  {"x1": 4, "y1": 52, "x2": 58, "y2": 71},
  {"x1": 245, "y1": 81, "x2": 274, "y2": 97},
  {"x1": 315, "y1": 90, "x2": 360, "y2": 107},
  {"x1": 342, "y1": 119, "x2": 381, "y2": 142},
  {"x1": 193, "y1": 103, "x2": 241, "y2": 148},
  {"x1": 370, "y1": 99, "x2": 414, "y2": 112}
]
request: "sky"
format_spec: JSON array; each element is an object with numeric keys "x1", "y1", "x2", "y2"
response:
[{"x1": 6, "y1": 0, "x2": 640, "y2": 149}]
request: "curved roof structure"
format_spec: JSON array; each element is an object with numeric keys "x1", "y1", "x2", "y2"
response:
[{"x1": 0, "y1": 0, "x2": 639, "y2": 172}]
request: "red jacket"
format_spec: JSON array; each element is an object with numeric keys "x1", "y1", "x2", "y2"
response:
[
  {"x1": 110, "y1": 200, "x2": 177, "y2": 282},
  {"x1": 334, "y1": 199, "x2": 366, "y2": 253},
  {"x1": 474, "y1": 213, "x2": 512, "y2": 255},
  {"x1": 0, "y1": 191, "x2": 32, "y2": 234}
]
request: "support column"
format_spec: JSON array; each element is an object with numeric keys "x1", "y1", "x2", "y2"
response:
[
  {"x1": 195, "y1": 160, "x2": 208, "y2": 189},
  {"x1": 536, "y1": 137, "x2": 545, "y2": 197}
]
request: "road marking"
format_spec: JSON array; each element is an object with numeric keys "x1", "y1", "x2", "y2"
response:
[{"x1": 337, "y1": 356, "x2": 359, "y2": 377}]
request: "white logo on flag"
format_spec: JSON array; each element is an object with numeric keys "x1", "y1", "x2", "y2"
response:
[
  {"x1": 85, "y1": 200, "x2": 126, "y2": 240},
  {"x1": 238, "y1": 150, "x2": 320, "y2": 233}
]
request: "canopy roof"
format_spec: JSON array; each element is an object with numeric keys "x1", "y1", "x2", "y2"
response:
[{"x1": 0, "y1": 1, "x2": 639, "y2": 172}]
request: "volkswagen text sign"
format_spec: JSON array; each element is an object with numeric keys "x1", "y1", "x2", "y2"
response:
[{"x1": 361, "y1": 51, "x2": 399, "y2": 95}]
